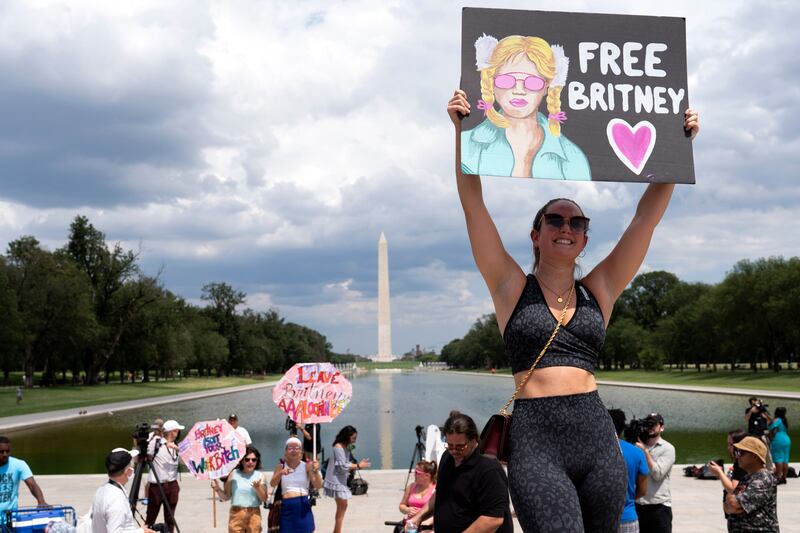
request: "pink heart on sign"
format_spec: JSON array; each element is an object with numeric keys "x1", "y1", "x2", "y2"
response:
[{"x1": 606, "y1": 119, "x2": 657, "y2": 175}]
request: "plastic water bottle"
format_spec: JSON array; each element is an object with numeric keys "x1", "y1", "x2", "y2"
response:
[{"x1": 406, "y1": 519, "x2": 418, "y2": 533}]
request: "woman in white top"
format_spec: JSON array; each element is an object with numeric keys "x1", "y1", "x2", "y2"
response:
[{"x1": 270, "y1": 437, "x2": 322, "y2": 533}]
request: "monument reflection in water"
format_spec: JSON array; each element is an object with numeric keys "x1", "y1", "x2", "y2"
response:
[
  {"x1": 5, "y1": 372, "x2": 800, "y2": 474},
  {"x1": 378, "y1": 373, "x2": 393, "y2": 470}
]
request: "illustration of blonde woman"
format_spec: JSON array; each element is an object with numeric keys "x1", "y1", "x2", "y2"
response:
[{"x1": 461, "y1": 34, "x2": 591, "y2": 180}]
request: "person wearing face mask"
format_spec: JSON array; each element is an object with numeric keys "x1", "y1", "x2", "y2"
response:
[
  {"x1": 91, "y1": 448, "x2": 156, "y2": 533},
  {"x1": 323, "y1": 426, "x2": 371, "y2": 533}
]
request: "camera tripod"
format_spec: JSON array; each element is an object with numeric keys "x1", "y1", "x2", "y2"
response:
[
  {"x1": 129, "y1": 436, "x2": 181, "y2": 533},
  {"x1": 403, "y1": 425, "x2": 426, "y2": 489}
]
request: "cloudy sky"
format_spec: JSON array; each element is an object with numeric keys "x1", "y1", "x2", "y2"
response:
[{"x1": 1, "y1": 0, "x2": 798, "y2": 356}]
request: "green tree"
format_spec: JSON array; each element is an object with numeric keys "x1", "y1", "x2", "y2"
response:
[
  {"x1": 616, "y1": 271, "x2": 681, "y2": 330},
  {"x1": 61, "y1": 215, "x2": 154, "y2": 384},
  {"x1": 6, "y1": 237, "x2": 95, "y2": 387},
  {"x1": 201, "y1": 282, "x2": 247, "y2": 374},
  {"x1": 0, "y1": 257, "x2": 21, "y2": 384},
  {"x1": 602, "y1": 317, "x2": 647, "y2": 370}
]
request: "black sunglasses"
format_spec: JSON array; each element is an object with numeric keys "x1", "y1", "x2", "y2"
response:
[
  {"x1": 243, "y1": 457, "x2": 258, "y2": 463},
  {"x1": 541, "y1": 213, "x2": 590, "y2": 233}
]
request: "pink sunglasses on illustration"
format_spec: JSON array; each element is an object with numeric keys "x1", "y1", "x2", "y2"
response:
[{"x1": 493, "y1": 72, "x2": 546, "y2": 92}]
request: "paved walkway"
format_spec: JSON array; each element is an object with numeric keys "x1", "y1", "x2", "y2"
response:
[
  {"x1": 16, "y1": 466, "x2": 800, "y2": 532},
  {"x1": 0, "y1": 380, "x2": 278, "y2": 432}
]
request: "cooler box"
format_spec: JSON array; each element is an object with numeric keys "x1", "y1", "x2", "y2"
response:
[{"x1": 3, "y1": 505, "x2": 76, "y2": 532}]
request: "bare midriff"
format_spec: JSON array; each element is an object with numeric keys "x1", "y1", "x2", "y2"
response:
[
  {"x1": 283, "y1": 491, "x2": 307, "y2": 499},
  {"x1": 513, "y1": 366, "x2": 596, "y2": 399}
]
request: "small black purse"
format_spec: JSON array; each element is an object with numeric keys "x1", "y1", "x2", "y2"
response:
[
  {"x1": 347, "y1": 452, "x2": 369, "y2": 496},
  {"x1": 479, "y1": 284, "x2": 573, "y2": 464}
]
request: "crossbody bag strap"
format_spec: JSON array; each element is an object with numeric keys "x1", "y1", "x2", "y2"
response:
[{"x1": 499, "y1": 282, "x2": 574, "y2": 416}]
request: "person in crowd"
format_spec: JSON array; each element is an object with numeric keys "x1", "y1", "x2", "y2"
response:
[
  {"x1": 397, "y1": 460, "x2": 436, "y2": 531},
  {"x1": 447, "y1": 88, "x2": 699, "y2": 532},
  {"x1": 707, "y1": 429, "x2": 749, "y2": 518},
  {"x1": 269, "y1": 437, "x2": 322, "y2": 533},
  {"x1": 745, "y1": 397, "x2": 769, "y2": 437},
  {"x1": 145, "y1": 419, "x2": 183, "y2": 533},
  {"x1": 0, "y1": 436, "x2": 47, "y2": 516},
  {"x1": 323, "y1": 426, "x2": 371, "y2": 533},
  {"x1": 228, "y1": 414, "x2": 253, "y2": 445},
  {"x1": 635, "y1": 412, "x2": 676, "y2": 533},
  {"x1": 142, "y1": 418, "x2": 164, "y2": 498},
  {"x1": 148, "y1": 419, "x2": 164, "y2": 441},
  {"x1": 765, "y1": 406, "x2": 791, "y2": 484},
  {"x1": 211, "y1": 445, "x2": 268, "y2": 533},
  {"x1": 609, "y1": 410, "x2": 649, "y2": 533},
  {"x1": 91, "y1": 448, "x2": 156, "y2": 533},
  {"x1": 722, "y1": 436, "x2": 779, "y2": 532},
  {"x1": 302, "y1": 423, "x2": 321, "y2": 463},
  {"x1": 407, "y1": 411, "x2": 512, "y2": 533}
]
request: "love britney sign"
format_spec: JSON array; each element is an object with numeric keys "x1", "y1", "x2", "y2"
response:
[{"x1": 460, "y1": 8, "x2": 695, "y2": 184}]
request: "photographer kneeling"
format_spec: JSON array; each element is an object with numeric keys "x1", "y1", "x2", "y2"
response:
[{"x1": 91, "y1": 448, "x2": 157, "y2": 533}]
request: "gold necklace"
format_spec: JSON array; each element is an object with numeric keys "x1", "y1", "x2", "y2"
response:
[{"x1": 535, "y1": 274, "x2": 573, "y2": 304}]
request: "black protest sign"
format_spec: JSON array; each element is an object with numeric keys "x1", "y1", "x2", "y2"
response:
[{"x1": 460, "y1": 8, "x2": 694, "y2": 184}]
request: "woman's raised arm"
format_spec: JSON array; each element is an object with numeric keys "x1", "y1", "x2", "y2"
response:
[
  {"x1": 448, "y1": 90, "x2": 525, "y2": 319},
  {"x1": 584, "y1": 108, "x2": 699, "y2": 320}
]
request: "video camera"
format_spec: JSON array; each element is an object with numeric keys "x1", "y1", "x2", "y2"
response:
[
  {"x1": 130, "y1": 423, "x2": 171, "y2": 532},
  {"x1": 623, "y1": 417, "x2": 658, "y2": 444},
  {"x1": 754, "y1": 399, "x2": 770, "y2": 413},
  {"x1": 285, "y1": 417, "x2": 299, "y2": 435},
  {"x1": 132, "y1": 423, "x2": 150, "y2": 454}
]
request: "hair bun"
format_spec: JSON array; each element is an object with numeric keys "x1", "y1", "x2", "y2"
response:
[{"x1": 449, "y1": 410, "x2": 462, "y2": 418}]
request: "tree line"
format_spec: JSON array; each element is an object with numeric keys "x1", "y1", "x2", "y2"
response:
[
  {"x1": 440, "y1": 257, "x2": 800, "y2": 371},
  {"x1": 0, "y1": 216, "x2": 347, "y2": 387}
]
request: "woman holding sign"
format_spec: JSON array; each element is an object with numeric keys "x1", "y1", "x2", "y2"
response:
[
  {"x1": 211, "y1": 445, "x2": 268, "y2": 533},
  {"x1": 447, "y1": 89, "x2": 698, "y2": 532},
  {"x1": 269, "y1": 436, "x2": 323, "y2": 533}
]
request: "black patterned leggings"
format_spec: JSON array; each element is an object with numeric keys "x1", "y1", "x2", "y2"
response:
[{"x1": 508, "y1": 391, "x2": 627, "y2": 533}]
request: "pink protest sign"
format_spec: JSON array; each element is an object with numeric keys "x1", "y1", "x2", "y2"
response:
[
  {"x1": 178, "y1": 419, "x2": 246, "y2": 480},
  {"x1": 272, "y1": 362, "x2": 352, "y2": 424}
]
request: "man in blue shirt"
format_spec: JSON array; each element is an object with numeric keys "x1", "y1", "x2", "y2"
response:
[
  {"x1": 609, "y1": 410, "x2": 649, "y2": 533},
  {"x1": 0, "y1": 436, "x2": 48, "y2": 516}
]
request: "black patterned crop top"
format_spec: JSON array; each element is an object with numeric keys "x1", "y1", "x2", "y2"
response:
[{"x1": 504, "y1": 274, "x2": 606, "y2": 374}]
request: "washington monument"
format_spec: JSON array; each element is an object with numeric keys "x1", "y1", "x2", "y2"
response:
[{"x1": 374, "y1": 232, "x2": 394, "y2": 362}]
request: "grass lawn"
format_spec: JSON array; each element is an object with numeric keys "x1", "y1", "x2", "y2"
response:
[
  {"x1": 458, "y1": 368, "x2": 800, "y2": 393},
  {"x1": 594, "y1": 369, "x2": 800, "y2": 394},
  {"x1": 0, "y1": 376, "x2": 280, "y2": 417}
]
